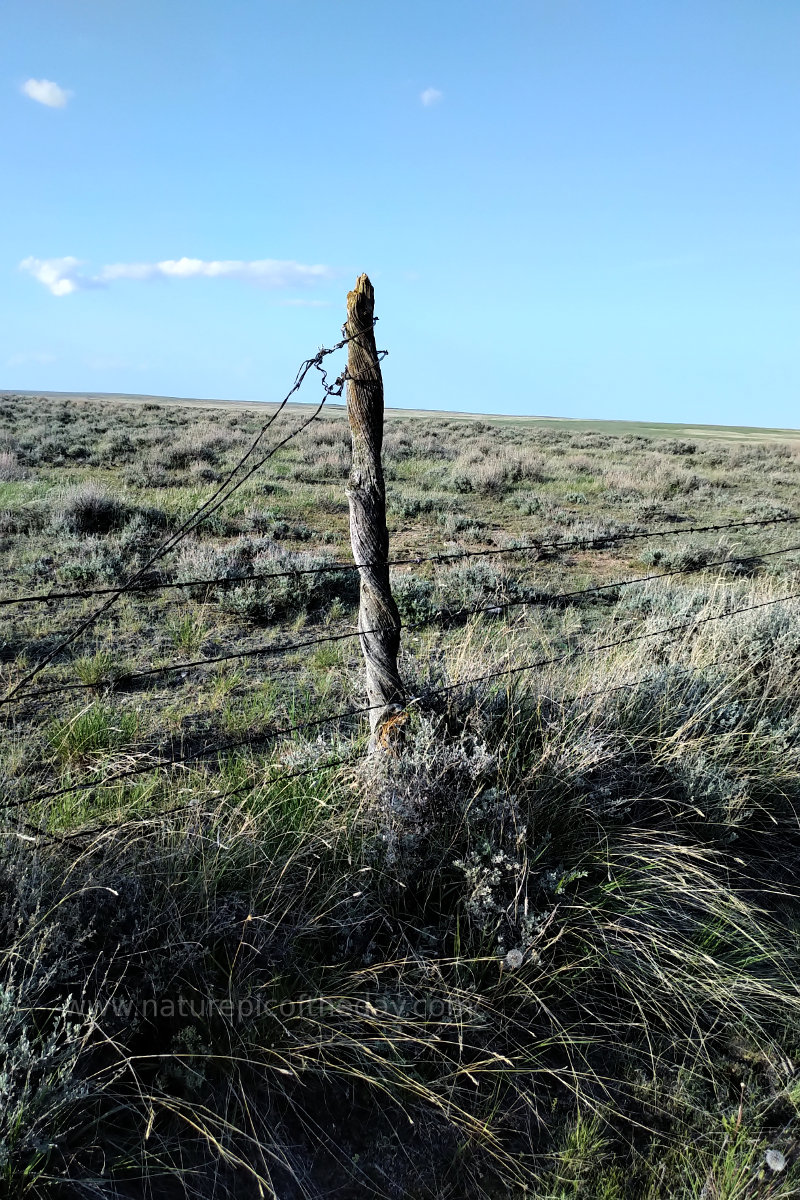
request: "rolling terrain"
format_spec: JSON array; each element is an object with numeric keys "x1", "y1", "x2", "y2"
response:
[{"x1": 10, "y1": 386, "x2": 800, "y2": 442}]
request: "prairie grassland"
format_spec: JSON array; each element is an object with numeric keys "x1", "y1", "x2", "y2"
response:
[{"x1": 2, "y1": 390, "x2": 800, "y2": 1198}]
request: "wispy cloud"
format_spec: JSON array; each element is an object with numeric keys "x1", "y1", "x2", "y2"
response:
[
  {"x1": 6, "y1": 351, "x2": 56, "y2": 367},
  {"x1": 20, "y1": 256, "x2": 332, "y2": 297},
  {"x1": 21, "y1": 78, "x2": 71, "y2": 108},
  {"x1": 420, "y1": 87, "x2": 443, "y2": 107}
]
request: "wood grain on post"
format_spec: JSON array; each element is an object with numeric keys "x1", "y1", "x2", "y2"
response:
[{"x1": 345, "y1": 274, "x2": 405, "y2": 747}]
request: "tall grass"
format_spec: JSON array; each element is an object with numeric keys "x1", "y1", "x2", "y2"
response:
[{"x1": 2, "y1": 577, "x2": 800, "y2": 1196}]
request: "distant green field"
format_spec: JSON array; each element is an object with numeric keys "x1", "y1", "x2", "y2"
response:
[{"x1": 6, "y1": 387, "x2": 799, "y2": 443}]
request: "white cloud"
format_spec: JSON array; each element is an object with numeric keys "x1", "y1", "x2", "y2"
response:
[
  {"x1": 420, "y1": 87, "x2": 443, "y2": 107},
  {"x1": 21, "y1": 78, "x2": 71, "y2": 108},
  {"x1": 20, "y1": 255, "x2": 332, "y2": 296},
  {"x1": 100, "y1": 257, "x2": 331, "y2": 286},
  {"x1": 19, "y1": 256, "x2": 88, "y2": 296}
]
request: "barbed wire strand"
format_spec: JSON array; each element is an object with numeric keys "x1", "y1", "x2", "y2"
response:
[
  {"x1": 21, "y1": 749, "x2": 369, "y2": 847},
  {"x1": 1, "y1": 512, "x2": 795, "y2": 610},
  {"x1": 0, "y1": 375, "x2": 338, "y2": 699},
  {"x1": 4, "y1": 645, "x2": 766, "y2": 846},
  {"x1": 50, "y1": 658, "x2": 705, "y2": 843},
  {"x1": 8, "y1": 585, "x2": 799, "y2": 813},
  {"x1": 0, "y1": 322, "x2": 379, "y2": 702},
  {"x1": 7, "y1": 538, "x2": 800, "y2": 706}
]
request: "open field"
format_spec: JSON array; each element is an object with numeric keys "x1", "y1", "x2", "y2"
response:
[
  {"x1": 10, "y1": 387, "x2": 800, "y2": 442},
  {"x1": 2, "y1": 387, "x2": 800, "y2": 1197}
]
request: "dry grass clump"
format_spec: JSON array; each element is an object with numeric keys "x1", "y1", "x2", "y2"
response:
[
  {"x1": 54, "y1": 482, "x2": 132, "y2": 534},
  {"x1": 0, "y1": 450, "x2": 27, "y2": 482},
  {"x1": 303, "y1": 417, "x2": 350, "y2": 448},
  {"x1": 155, "y1": 423, "x2": 239, "y2": 471},
  {"x1": 297, "y1": 441, "x2": 350, "y2": 478}
]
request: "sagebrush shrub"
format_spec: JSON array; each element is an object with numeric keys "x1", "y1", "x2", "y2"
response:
[
  {"x1": 176, "y1": 537, "x2": 355, "y2": 619},
  {"x1": 156, "y1": 424, "x2": 236, "y2": 470}
]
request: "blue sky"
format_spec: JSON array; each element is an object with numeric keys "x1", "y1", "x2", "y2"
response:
[{"x1": 2, "y1": 0, "x2": 799, "y2": 426}]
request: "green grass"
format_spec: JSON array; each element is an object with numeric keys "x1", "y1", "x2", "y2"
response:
[
  {"x1": 0, "y1": 479, "x2": 57, "y2": 507},
  {"x1": 48, "y1": 702, "x2": 140, "y2": 764},
  {"x1": 165, "y1": 604, "x2": 210, "y2": 652},
  {"x1": 73, "y1": 649, "x2": 116, "y2": 686},
  {"x1": 2, "y1": 390, "x2": 800, "y2": 1196}
]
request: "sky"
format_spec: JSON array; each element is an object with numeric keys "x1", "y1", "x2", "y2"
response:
[{"x1": 2, "y1": 0, "x2": 799, "y2": 427}]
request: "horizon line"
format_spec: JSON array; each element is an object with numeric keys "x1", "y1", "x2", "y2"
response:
[{"x1": 2, "y1": 387, "x2": 799, "y2": 438}]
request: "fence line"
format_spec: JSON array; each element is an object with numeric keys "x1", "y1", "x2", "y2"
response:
[
  {"x1": 3, "y1": 298, "x2": 799, "y2": 854},
  {"x1": 0, "y1": 322, "x2": 380, "y2": 702},
  {"x1": 16, "y1": 748, "x2": 369, "y2": 848},
  {"x1": 8, "y1": 585, "x2": 798, "y2": 814},
  {"x1": 2, "y1": 649, "x2": 764, "y2": 847},
  {"x1": 26, "y1": 658, "x2": 700, "y2": 845},
  {"x1": 6, "y1": 538, "x2": 800, "y2": 707},
  {"x1": 1, "y1": 513, "x2": 795, "y2": 610}
]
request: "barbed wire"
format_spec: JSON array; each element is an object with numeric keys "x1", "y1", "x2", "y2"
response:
[
  {"x1": 6, "y1": 537, "x2": 800, "y2": 706},
  {"x1": 27, "y1": 658, "x2": 696, "y2": 843},
  {"x1": 4, "y1": 812, "x2": 72, "y2": 848},
  {"x1": 2, "y1": 646, "x2": 769, "y2": 847},
  {"x1": 3, "y1": 653, "x2": 305, "y2": 707},
  {"x1": 4, "y1": 331, "x2": 798, "y2": 850},
  {"x1": 16, "y1": 748, "x2": 368, "y2": 848},
  {"x1": 7, "y1": 585, "x2": 798, "y2": 813},
  {"x1": 1, "y1": 513, "x2": 795, "y2": 610},
  {"x1": 0, "y1": 321, "x2": 380, "y2": 703}
]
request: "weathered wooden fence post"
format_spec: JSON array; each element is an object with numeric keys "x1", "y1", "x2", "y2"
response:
[{"x1": 345, "y1": 274, "x2": 405, "y2": 748}]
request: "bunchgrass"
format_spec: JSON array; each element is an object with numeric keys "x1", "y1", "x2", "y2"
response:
[
  {"x1": 73, "y1": 649, "x2": 116, "y2": 687},
  {"x1": 48, "y1": 702, "x2": 140, "y2": 765}
]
